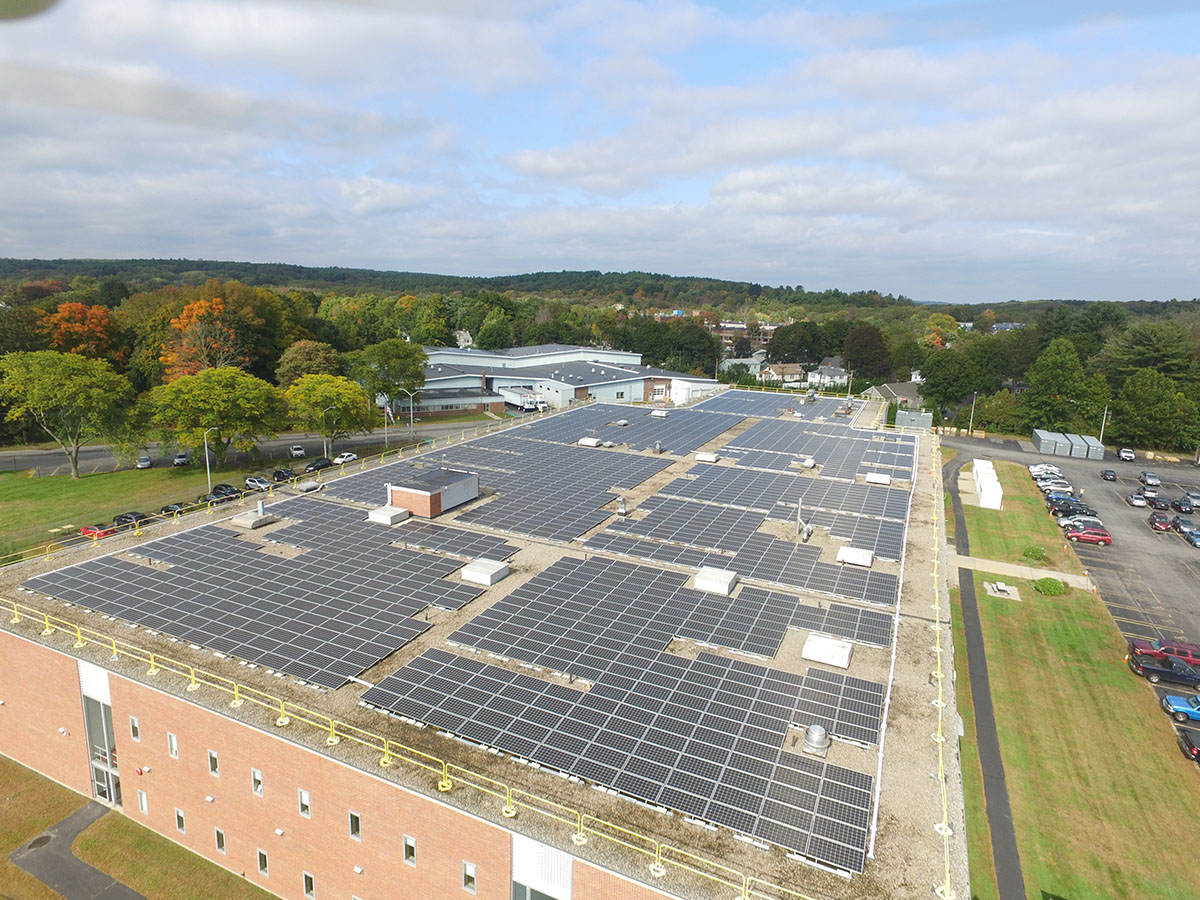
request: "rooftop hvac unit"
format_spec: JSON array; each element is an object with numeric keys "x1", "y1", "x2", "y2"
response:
[
  {"x1": 801, "y1": 724, "x2": 831, "y2": 758},
  {"x1": 649, "y1": 409, "x2": 669, "y2": 418},
  {"x1": 578, "y1": 437, "x2": 603, "y2": 447}
]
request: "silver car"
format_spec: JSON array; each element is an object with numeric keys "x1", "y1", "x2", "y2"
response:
[
  {"x1": 1127, "y1": 493, "x2": 1148, "y2": 507},
  {"x1": 1059, "y1": 515, "x2": 1103, "y2": 531},
  {"x1": 245, "y1": 475, "x2": 272, "y2": 491}
]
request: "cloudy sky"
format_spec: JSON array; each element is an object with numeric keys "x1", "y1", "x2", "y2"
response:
[{"x1": 1, "y1": 0, "x2": 1197, "y2": 303}]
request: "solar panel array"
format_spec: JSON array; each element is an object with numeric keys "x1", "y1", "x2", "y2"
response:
[
  {"x1": 21, "y1": 496, "x2": 487, "y2": 688},
  {"x1": 694, "y1": 390, "x2": 850, "y2": 420},
  {"x1": 515, "y1": 404, "x2": 740, "y2": 454},
  {"x1": 322, "y1": 436, "x2": 672, "y2": 541},
  {"x1": 387, "y1": 520, "x2": 520, "y2": 560},
  {"x1": 608, "y1": 496, "x2": 766, "y2": 553},
  {"x1": 362, "y1": 646, "x2": 878, "y2": 872}
]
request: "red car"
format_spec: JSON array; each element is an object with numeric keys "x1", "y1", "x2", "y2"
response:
[
  {"x1": 1128, "y1": 638, "x2": 1200, "y2": 668},
  {"x1": 1149, "y1": 512, "x2": 1172, "y2": 532},
  {"x1": 78, "y1": 523, "x2": 117, "y2": 538},
  {"x1": 1064, "y1": 526, "x2": 1111, "y2": 545}
]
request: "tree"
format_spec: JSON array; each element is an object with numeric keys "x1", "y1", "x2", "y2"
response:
[
  {"x1": 766, "y1": 322, "x2": 821, "y2": 363},
  {"x1": 474, "y1": 307, "x2": 514, "y2": 350},
  {"x1": 0, "y1": 306, "x2": 48, "y2": 353},
  {"x1": 96, "y1": 276, "x2": 131, "y2": 308},
  {"x1": 142, "y1": 367, "x2": 287, "y2": 466},
  {"x1": 971, "y1": 308, "x2": 995, "y2": 334},
  {"x1": 285, "y1": 374, "x2": 378, "y2": 455},
  {"x1": 923, "y1": 313, "x2": 959, "y2": 349},
  {"x1": 841, "y1": 324, "x2": 891, "y2": 379},
  {"x1": 731, "y1": 337, "x2": 752, "y2": 358},
  {"x1": 40, "y1": 302, "x2": 114, "y2": 359},
  {"x1": 0, "y1": 351, "x2": 132, "y2": 478},
  {"x1": 346, "y1": 339, "x2": 427, "y2": 425},
  {"x1": 275, "y1": 340, "x2": 342, "y2": 387},
  {"x1": 1019, "y1": 338, "x2": 1109, "y2": 432},
  {"x1": 1094, "y1": 321, "x2": 1198, "y2": 389},
  {"x1": 411, "y1": 296, "x2": 454, "y2": 347},
  {"x1": 160, "y1": 297, "x2": 247, "y2": 380},
  {"x1": 917, "y1": 350, "x2": 979, "y2": 408},
  {"x1": 1109, "y1": 368, "x2": 1200, "y2": 450}
]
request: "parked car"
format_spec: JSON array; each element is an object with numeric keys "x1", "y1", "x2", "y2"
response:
[
  {"x1": 78, "y1": 523, "x2": 117, "y2": 538},
  {"x1": 1059, "y1": 515, "x2": 1104, "y2": 531},
  {"x1": 1119, "y1": 447, "x2": 1136, "y2": 462},
  {"x1": 1187, "y1": 531, "x2": 1200, "y2": 548},
  {"x1": 1039, "y1": 482, "x2": 1074, "y2": 495},
  {"x1": 160, "y1": 503, "x2": 186, "y2": 515},
  {"x1": 304, "y1": 457, "x2": 333, "y2": 473},
  {"x1": 197, "y1": 491, "x2": 235, "y2": 505},
  {"x1": 1140, "y1": 471, "x2": 1162, "y2": 486},
  {"x1": 1129, "y1": 639, "x2": 1200, "y2": 667},
  {"x1": 1029, "y1": 464, "x2": 1061, "y2": 476},
  {"x1": 289, "y1": 445, "x2": 306, "y2": 458},
  {"x1": 1100, "y1": 469, "x2": 1116, "y2": 481},
  {"x1": 1187, "y1": 491, "x2": 1200, "y2": 505},
  {"x1": 1172, "y1": 497, "x2": 1195, "y2": 514},
  {"x1": 1172, "y1": 516, "x2": 1199, "y2": 535},
  {"x1": 1064, "y1": 526, "x2": 1111, "y2": 545},
  {"x1": 113, "y1": 511, "x2": 150, "y2": 527},
  {"x1": 1180, "y1": 729, "x2": 1200, "y2": 763},
  {"x1": 1149, "y1": 512, "x2": 1172, "y2": 532},
  {"x1": 135, "y1": 455, "x2": 153, "y2": 469},
  {"x1": 210, "y1": 483, "x2": 240, "y2": 498},
  {"x1": 1163, "y1": 694, "x2": 1200, "y2": 723},
  {"x1": 1126, "y1": 493, "x2": 1148, "y2": 507},
  {"x1": 1049, "y1": 500, "x2": 1097, "y2": 518},
  {"x1": 245, "y1": 475, "x2": 272, "y2": 492},
  {"x1": 1127, "y1": 654, "x2": 1200, "y2": 689},
  {"x1": 272, "y1": 467, "x2": 296, "y2": 483},
  {"x1": 1148, "y1": 496, "x2": 1171, "y2": 511},
  {"x1": 172, "y1": 451, "x2": 190, "y2": 466},
  {"x1": 332, "y1": 451, "x2": 358, "y2": 465}
]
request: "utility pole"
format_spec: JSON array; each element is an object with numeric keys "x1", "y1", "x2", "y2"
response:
[
  {"x1": 1099, "y1": 404, "x2": 1109, "y2": 444},
  {"x1": 202, "y1": 426, "x2": 217, "y2": 494},
  {"x1": 968, "y1": 391, "x2": 978, "y2": 434}
]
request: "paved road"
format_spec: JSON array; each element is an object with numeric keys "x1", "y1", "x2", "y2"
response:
[
  {"x1": 9, "y1": 802, "x2": 148, "y2": 900},
  {"x1": 0, "y1": 417, "x2": 527, "y2": 476}
]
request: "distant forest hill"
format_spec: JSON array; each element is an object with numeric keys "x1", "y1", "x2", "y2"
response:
[{"x1": 0, "y1": 257, "x2": 920, "y2": 310}]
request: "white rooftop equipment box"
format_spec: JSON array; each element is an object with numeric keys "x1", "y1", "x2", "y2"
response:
[
  {"x1": 461, "y1": 559, "x2": 510, "y2": 586},
  {"x1": 695, "y1": 452, "x2": 720, "y2": 463},
  {"x1": 864, "y1": 472, "x2": 892, "y2": 485},
  {"x1": 835, "y1": 546, "x2": 875, "y2": 568},
  {"x1": 694, "y1": 567, "x2": 739, "y2": 596},
  {"x1": 801, "y1": 634, "x2": 854, "y2": 669}
]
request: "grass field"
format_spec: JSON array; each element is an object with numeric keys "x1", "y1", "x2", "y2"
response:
[
  {"x1": 0, "y1": 755, "x2": 86, "y2": 900},
  {"x1": 960, "y1": 460, "x2": 1082, "y2": 574},
  {"x1": 949, "y1": 585, "x2": 999, "y2": 900},
  {"x1": 0, "y1": 465, "x2": 256, "y2": 554},
  {"x1": 74, "y1": 814, "x2": 274, "y2": 900},
  {"x1": 971, "y1": 570, "x2": 1200, "y2": 900}
]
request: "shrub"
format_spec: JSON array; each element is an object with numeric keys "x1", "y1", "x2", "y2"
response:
[
  {"x1": 1022, "y1": 545, "x2": 1048, "y2": 562},
  {"x1": 1033, "y1": 577, "x2": 1065, "y2": 596}
]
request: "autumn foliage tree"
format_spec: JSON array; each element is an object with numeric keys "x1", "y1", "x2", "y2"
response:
[
  {"x1": 160, "y1": 297, "x2": 247, "y2": 380},
  {"x1": 41, "y1": 302, "x2": 115, "y2": 359}
]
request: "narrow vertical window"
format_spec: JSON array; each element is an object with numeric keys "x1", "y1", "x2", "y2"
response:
[
  {"x1": 167, "y1": 731, "x2": 178, "y2": 759},
  {"x1": 403, "y1": 834, "x2": 416, "y2": 866},
  {"x1": 136, "y1": 789, "x2": 147, "y2": 815},
  {"x1": 250, "y1": 767, "x2": 263, "y2": 797},
  {"x1": 303, "y1": 871, "x2": 315, "y2": 898},
  {"x1": 175, "y1": 808, "x2": 186, "y2": 834},
  {"x1": 129, "y1": 716, "x2": 140, "y2": 741},
  {"x1": 348, "y1": 810, "x2": 361, "y2": 841},
  {"x1": 462, "y1": 861, "x2": 477, "y2": 894},
  {"x1": 257, "y1": 849, "x2": 269, "y2": 876},
  {"x1": 298, "y1": 788, "x2": 311, "y2": 818},
  {"x1": 214, "y1": 828, "x2": 226, "y2": 854},
  {"x1": 207, "y1": 750, "x2": 219, "y2": 777}
]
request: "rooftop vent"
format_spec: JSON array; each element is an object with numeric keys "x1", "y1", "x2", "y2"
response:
[{"x1": 801, "y1": 724, "x2": 831, "y2": 758}]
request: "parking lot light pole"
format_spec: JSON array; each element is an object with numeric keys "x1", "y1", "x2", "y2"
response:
[
  {"x1": 968, "y1": 392, "x2": 978, "y2": 434},
  {"x1": 321, "y1": 405, "x2": 336, "y2": 458},
  {"x1": 398, "y1": 389, "x2": 416, "y2": 441},
  {"x1": 202, "y1": 426, "x2": 218, "y2": 494}
]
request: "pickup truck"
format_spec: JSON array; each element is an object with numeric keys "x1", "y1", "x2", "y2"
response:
[
  {"x1": 1164, "y1": 694, "x2": 1200, "y2": 723},
  {"x1": 1128, "y1": 654, "x2": 1200, "y2": 689},
  {"x1": 1128, "y1": 639, "x2": 1200, "y2": 667}
]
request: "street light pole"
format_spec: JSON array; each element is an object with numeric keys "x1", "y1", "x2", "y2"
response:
[
  {"x1": 1099, "y1": 404, "x2": 1109, "y2": 444},
  {"x1": 321, "y1": 405, "x2": 336, "y2": 458},
  {"x1": 968, "y1": 392, "x2": 978, "y2": 434},
  {"x1": 202, "y1": 426, "x2": 217, "y2": 494},
  {"x1": 398, "y1": 389, "x2": 416, "y2": 442}
]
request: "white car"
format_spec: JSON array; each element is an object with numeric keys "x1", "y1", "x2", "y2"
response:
[
  {"x1": 1039, "y1": 482, "x2": 1073, "y2": 495},
  {"x1": 332, "y1": 452, "x2": 358, "y2": 465},
  {"x1": 1029, "y1": 465, "x2": 1061, "y2": 476},
  {"x1": 289, "y1": 445, "x2": 306, "y2": 458},
  {"x1": 1126, "y1": 493, "x2": 1148, "y2": 507},
  {"x1": 1118, "y1": 447, "x2": 1135, "y2": 462},
  {"x1": 244, "y1": 475, "x2": 272, "y2": 491},
  {"x1": 1059, "y1": 515, "x2": 1103, "y2": 531},
  {"x1": 135, "y1": 455, "x2": 153, "y2": 469}
]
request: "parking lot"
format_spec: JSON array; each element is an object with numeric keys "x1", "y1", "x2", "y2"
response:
[{"x1": 951, "y1": 436, "x2": 1200, "y2": 757}]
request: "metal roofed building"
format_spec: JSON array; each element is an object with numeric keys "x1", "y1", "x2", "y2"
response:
[{"x1": 1, "y1": 392, "x2": 957, "y2": 900}]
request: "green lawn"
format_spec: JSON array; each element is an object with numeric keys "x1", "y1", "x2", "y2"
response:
[
  {"x1": 74, "y1": 814, "x2": 274, "y2": 900},
  {"x1": 960, "y1": 460, "x2": 1082, "y2": 574},
  {"x1": 0, "y1": 465, "x2": 255, "y2": 555},
  {"x1": 949, "y1": 586, "x2": 998, "y2": 900},
  {"x1": 0, "y1": 755, "x2": 87, "y2": 900},
  {"x1": 972, "y1": 571, "x2": 1200, "y2": 899}
]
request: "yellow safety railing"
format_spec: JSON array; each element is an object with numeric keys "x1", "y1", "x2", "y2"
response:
[{"x1": 3, "y1": 597, "x2": 832, "y2": 900}]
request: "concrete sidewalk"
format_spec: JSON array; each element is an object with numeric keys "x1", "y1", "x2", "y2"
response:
[
  {"x1": 9, "y1": 801, "x2": 148, "y2": 900},
  {"x1": 946, "y1": 552, "x2": 1095, "y2": 591}
]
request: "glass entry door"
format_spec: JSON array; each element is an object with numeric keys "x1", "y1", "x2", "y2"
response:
[{"x1": 82, "y1": 695, "x2": 122, "y2": 807}]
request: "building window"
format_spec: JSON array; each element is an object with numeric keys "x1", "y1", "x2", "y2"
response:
[
  {"x1": 616, "y1": 391, "x2": 625, "y2": 399},
  {"x1": 214, "y1": 828, "x2": 226, "y2": 854},
  {"x1": 167, "y1": 731, "x2": 178, "y2": 759},
  {"x1": 251, "y1": 768, "x2": 263, "y2": 797},
  {"x1": 298, "y1": 788, "x2": 311, "y2": 818},
  {"x1": 257, "y1": 849, "x2": 269, "y2": 876},
  {"x1": 403, "y1": 834, "x2": 416, "y2": 866},
  {"x1": 208, "y1": 750, "x2": 219, "y2": 777},
  {"x1": 462, "y1": 861, "x2": 477, "y2": 894},
  {"x1": 303, "y1": 872, "x2": 315, "y2": 899},
  {"x1": 175, "y1": 808, "x2": 185, "y2": 834},
  {"x1": 348, "y1": 810, "x2": 361, "y2": 841},
  {"x1": 136, "y1": 789, "x2": 148, "y2": 815},
  {"x1": 129, "y1": 716, "x2": 140, "y2": 742}
]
